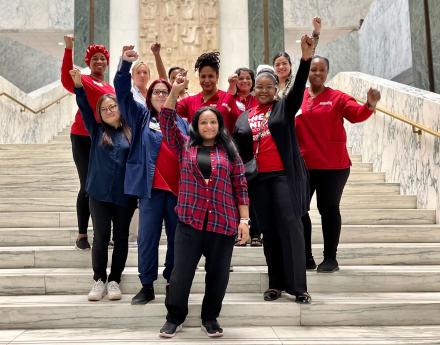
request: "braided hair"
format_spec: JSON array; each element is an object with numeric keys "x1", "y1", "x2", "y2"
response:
[{"x1": 194, "y1": 51, "x2": 220, "y2": 74}]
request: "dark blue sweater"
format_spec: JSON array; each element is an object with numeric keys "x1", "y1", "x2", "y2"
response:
[{"x1": 73, "y1": 86, "x2": 134, "y2": 208}]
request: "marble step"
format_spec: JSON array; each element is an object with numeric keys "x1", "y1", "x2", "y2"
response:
[
  {"x1": 0, "y1": 195, "x2": 417, "y2": 212},
  {"x1": 0, "y1": 144, "x2": 72, "y2": 151},
  {"x1": 1, "y1": 266, "x2": 440, "y2": 296},
  {"x1": 4, "y1": 326, "x2": 440, "y2": 345},
  {"x1": 2, "y1": 243, "x2": 440, "y2": 269},
  {"x1": 2, "y1": 224, "x2": 440, "y2": 247},
  {"x1": 0, "y1": 208, "x2": 433, "y2": 228},
  {"x1": 0, "y1": 182, "x2": 401, "y2": 198},
  {"x1": 3, "y1": 157, "x2": 75, "y2": 166},
  {"x1": 1, "y1": 292, "x2": 440, "y2": 329}
]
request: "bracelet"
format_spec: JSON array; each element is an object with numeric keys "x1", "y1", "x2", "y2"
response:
[
  {"x1": 312, "y1": 31, "x2": 320, "y2": 38},
  {"x1": 240, "y1": 218, "x2": 250, "y2": 225}
]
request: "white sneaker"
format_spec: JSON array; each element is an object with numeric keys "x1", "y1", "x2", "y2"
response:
[
  {"x1": 88, "y1": 279, "x2": 106, "y2": 301},
  {"x1": 107, "y1": 281, "x2": 122, "y2": 300}
]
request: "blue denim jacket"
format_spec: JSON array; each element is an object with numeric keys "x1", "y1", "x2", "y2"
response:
[{"x1": 114, "y1": 60, "x2": 189, "y2": 199}]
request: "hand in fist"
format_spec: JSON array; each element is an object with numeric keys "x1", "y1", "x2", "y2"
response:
[
  {"x1": 367, "y1": 88, "x2": 381, "y2": 109},
  {"x1": 122, "y1": 45, "x2": 135, "y2": 57},
  {"x1": 64, "y1": 35, "x2": 74, "y2": 49},
  {"x1": 227, "y1": 73, "x2": 238, "y2": 95},
  {"x1": 171, "y1": 70, "x2": 188, "y2": 96},
  {"x1": 301, "y1": 35, "x2": 314, "y2": 60},
  {"x1": 122, "y1": 49, "x2": 139, "y2": 63},
  {"x1": 151, "y1": 42, "x2": 161, "y2": 56},
  {"x1": 69, "y1": 68, "x2": 82, "y2": 88},
  {"x1": 312, "y1": 17, "x2": 322, "y2": 35}
]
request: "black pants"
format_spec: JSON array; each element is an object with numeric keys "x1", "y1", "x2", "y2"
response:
[
  {"x1": 71, "y1": 134, "x2": 91, "y2": 235},
  {"x1": 251, "y1": 173, "x2": 307, "y2": 295},
  {"x1": 248, "y1": 179, "x2": 262, "y2": 239},
  {"x1": 165, "y1": 220, "x2": 235, "y2": 325},
  {"x1": 89, "y1": 197, "x2": 136, "y2": 283},
  {"x1": 302, "y1": 168, "x2": 350, "y2": 260}
]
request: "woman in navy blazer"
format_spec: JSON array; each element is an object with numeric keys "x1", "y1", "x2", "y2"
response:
[{"x1": 114, "y1": 48, "x2": 189, "y2": 304}]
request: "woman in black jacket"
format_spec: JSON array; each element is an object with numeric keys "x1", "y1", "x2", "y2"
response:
[{"x1": 233, "y1": 35, "x2": 313, "y2": 303}]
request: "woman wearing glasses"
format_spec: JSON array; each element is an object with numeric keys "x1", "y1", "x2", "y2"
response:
[
  {"x1": 114, "y1": 48, "x2": 189, "y2": 305},
  {"x1": 69, "y1": 69, "x2": 136, "y2": 302}
]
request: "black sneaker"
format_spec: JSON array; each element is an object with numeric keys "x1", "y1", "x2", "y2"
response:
[
  {"x1": 201, "y1": 320, "x2": 223, "y2": 337},
  {"x1": 131, "y1": 286, "x2": 155, "y2": 305},
  {"x1": 317, "y1": 258, "x2": 339, "y2": 273},
  {"x1": 75, "y1": 237, "x2": 90, "y2": 251},
  {"x1": 159, "y1": 321, "x2": 182, "y2": 338},
  {"x1": 306, "y1": 256, "x2": 317, "y2": 270}
]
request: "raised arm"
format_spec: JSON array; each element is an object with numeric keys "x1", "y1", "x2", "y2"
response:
[
  {"x1": 311, "y1": 17, "x2": 322, "y2": 54},
  {"x1": 70, "y1": 69, "x2": 98, "y2": 136},
  {"x1": 217, "y1": 73, "x2": 243, "y2": 133},
  {"x1": 342, "y1": 87, "x2": 381, "y2": 123},
  {"x1": 113, "y1": 48, "x2": 148, "y2": 130},
  {"x1": 60, "y1": 35, "x2": 75, "y2": 93},
  {"x1": 159, "y1": 73, "x2": 189, "y2": 155},
  {"x1": 151, "y1": 42, "x2": 167, "y2": 80},
  {"x1": 284, "y1": 35, "x2": 313, "y2": 118}
]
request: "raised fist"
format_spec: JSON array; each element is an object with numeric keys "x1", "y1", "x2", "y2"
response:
[
  {"x1": 64, "y1": 35, "x2": 74, "y2": 49},
  {"x1": 151, "y1": 42, "x2": 161, "y2": 56},
  {"x1": 367, "y1": 88, "x2": 381, "y2": 108},
  {"x1": 122, "y1": 45, "x2": 135, "y2": 57},
  {"x1": 300, "y1": 35, "x2": 314, "y2": 60},
  {"x1": 312, "y1": 17, "x2": 322, "y2": 35},
  {"x1": 171, "y1": 70, "x2": 188, "y2": 96},
  {"x1": 122, "y1": 50, "x2": 139, "y2": 63},
  {"x1": 69, "y1": 68, "x2": 82, "y2": 88},
  {"x1": 227, "y1": 73, "x2": 238, "y2": 95}
]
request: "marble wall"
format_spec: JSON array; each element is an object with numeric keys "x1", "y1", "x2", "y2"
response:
[
  {"x1": 0, "y1": 77, "x2": 76, "y2": 144},
  {"x1": 0, "y1": 0, "x2": 74, "y2": 30},
  {"x1": 0, "y1": 36, "x2": 61, "y2": 93},
  {"x1": 329, "y1": 72, "x2": 440, "y2": 222}
]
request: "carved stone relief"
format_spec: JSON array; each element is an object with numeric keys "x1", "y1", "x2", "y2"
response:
[{"x1": 139, "y1": 0, "x2": 219, "y2": 93}]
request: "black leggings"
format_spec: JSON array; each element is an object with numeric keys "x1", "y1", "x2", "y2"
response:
[
  {"x1": 71, "y1": 134, "x2": 91, "y2": 235},
  {"x1": 248, "y1": 179, "x2": 262, "y2": 239},
  {"x1": 251, "y1": 173, "x2": 307, "y2": 295},
  {"x1": 302, "y1": 168, "x2": 350, "y2": 260},
  {"x1": 89, "y1": 197, "x2": 136, "y2": 283}
]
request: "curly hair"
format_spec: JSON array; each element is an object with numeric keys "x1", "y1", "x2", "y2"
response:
[{"x1": 194, "y1": 51, "x2": 220, "y2": 73}]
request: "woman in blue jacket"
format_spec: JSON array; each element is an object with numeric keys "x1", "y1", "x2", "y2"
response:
[
  {"x1": 69, "y1": 68, "x2": 136, "y2": 302},
  {"x1": 114, "y1": 48, "x2": 189, "y2": 304}
]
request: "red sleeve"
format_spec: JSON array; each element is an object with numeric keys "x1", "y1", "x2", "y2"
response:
[
  {"x1": 176, "y1": 97, "x2": 189, "y2": 120},
  {"x1": 217, "y1": 92, "x2": 243, "y2": 134},
  {"x1": 61, "y1": 48, "x2": 75, "y2": 93},
  {"x1": 339, "y1": 93, "x2": 374, "y2": 124}
]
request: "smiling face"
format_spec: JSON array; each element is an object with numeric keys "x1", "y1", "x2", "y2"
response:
[
  {"x1": 150, "y1": 82, "x2": 169, "y2": 113},
  {"x1": 309, "y1": 58, "x2": 328, "y2": 87},
  {"x1": 237, "y1": 70, "x2": 253, "y2": 95},
  {"x1": 132, "y1": 63, "x2": 150, "y2": 90},
  {"x1": 273, "y1": 56, "x2": 291, "y2": 80},
  {"x1": 90, "y1": 53, "x2": 108, "y2": 74},
  {"x1": 254, "y1": 75, "x2": 277, "y2": 105},
  {"x1": 198, "y1": 110, "x2": 219, "y2": 143},
  {"x1": 98, "y1": 96, "x2": 121, "y2": 127},
  {"x1": 198, "y1": 66, "x2": 218, "y2": 94}
]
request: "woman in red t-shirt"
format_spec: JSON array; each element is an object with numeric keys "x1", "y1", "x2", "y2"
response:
[
  {"x1": 60, "y1": 35, "x2": 114, "y2": 251},
  {"x1": 295, "y1": 56, "x2": 381, "y2": 273},
  {"x1": 175, "y1": 52, "x2": 241, "y2": 134}
]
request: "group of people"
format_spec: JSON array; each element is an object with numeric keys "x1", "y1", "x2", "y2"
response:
[{"x1": 60, "y1": 16, "x2": 381, "y2": 339}]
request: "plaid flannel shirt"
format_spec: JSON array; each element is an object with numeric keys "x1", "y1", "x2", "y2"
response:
[{"x1": 160, "y1": 107, "x2": 249, "y2": 236}]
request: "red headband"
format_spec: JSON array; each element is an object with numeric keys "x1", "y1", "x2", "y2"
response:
[{"x1": 84, "y1": 44, "x2": 110, "y2": 66}]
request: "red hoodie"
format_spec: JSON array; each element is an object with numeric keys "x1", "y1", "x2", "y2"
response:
[{"x1": 295, "y1": 87, "x2": 374, "y2": 169}]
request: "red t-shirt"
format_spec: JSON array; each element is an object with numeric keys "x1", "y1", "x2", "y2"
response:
[
  {"x1": 176, "y1": 89, "x2": 241, "y2": 134},
  {"x1": 61, "y1": 48, "x2": 115, "y2": 136},
  {"x1": 234, "y1": 94, "x2": 258, "y2": 112},
  {"x1": 152, "y1": 141, "x2": 180, "y2": 196},
  {"x1": 295, "y1": 87, "x2": 374, "y2": 169},
  {"x1": 248, "y1": 104, "x2": 285, "y2": 173}
]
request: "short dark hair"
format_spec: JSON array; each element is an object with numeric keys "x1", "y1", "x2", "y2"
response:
[
  {"x1": 195, "y1": 51, "x2": 220, "y2": 74},
  {"x1": 168, "y1": 66, "x2": 182, "y2": 79},
  {"x1": 312, "y1": 55, "x2": 330, "y2": 72},
  {"x1": 188, "y1": 106, "x2": 238, "y2": 162},
  {"x1": 235, "y1": 67, "x2": 255, "y2": 92}
]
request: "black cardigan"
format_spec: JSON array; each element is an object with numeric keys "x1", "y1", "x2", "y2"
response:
[{"x1": 233, "y1": 58, "x2": 311, "y2": 217}]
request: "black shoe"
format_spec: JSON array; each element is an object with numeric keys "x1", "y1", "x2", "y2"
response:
[
  {"x1": 317, "y1": 258, "x2": 339, "y2": 273},
  {"x1": 159, "y1": 321, "x2": 182, "y2": 338},
  {"x1": 263, "y1": 288, "x2": 281, "y2": 301},
  {"x1": 201, "y1": 319, "x2": 223, "y2": 337},
  {"x1": 131, "y1": 286, "x2": 154, "y2": 305},
  {"x1": 229, "y1": 265, "x2": 234, "y2": 272},
  {"x1": 295, "y1": 292, "x2": 312, "y2": 304},
  {"x1": 306, "y1": 256, "x2": 317, "y2": 270},
  {"x1": 75, "y1": 237, "x2": 90, "y2": 251}
]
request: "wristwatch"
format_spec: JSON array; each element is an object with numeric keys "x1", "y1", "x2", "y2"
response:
[{"x1": 240, "y1": 218, "x2": 250, "y2": 225}]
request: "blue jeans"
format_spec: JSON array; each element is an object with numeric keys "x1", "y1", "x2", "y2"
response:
[{"x1": 138, "y1": 188, "x2": 177, "y2": 285}]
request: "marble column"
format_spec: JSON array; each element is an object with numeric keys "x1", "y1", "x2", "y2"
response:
[
  {"x1": 248, "y1": 0, "x2": 284, "y2": 71},
  {"x1": 74, "y1": 0, "x2": 110, "y2": 80},
  {"x1": 428, "y1": 0, "x2": 440, "y2": 94}
]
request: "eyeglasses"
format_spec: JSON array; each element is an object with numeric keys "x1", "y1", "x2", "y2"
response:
[
  {"x1": 152, "y1": 89, "x2": 169, "y2": 96},
  {"x1": 100, "y1": 104, "x2": 118, "y2": 113}
]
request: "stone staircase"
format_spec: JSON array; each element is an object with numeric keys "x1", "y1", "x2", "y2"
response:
[{"x1": 0, "y1": 128, "x2": 440, "y2": 344}]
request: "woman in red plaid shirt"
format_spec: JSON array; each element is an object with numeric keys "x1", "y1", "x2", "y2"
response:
[{"x1": 158, "y1": 72, "x2": 250, "y2": 339}]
